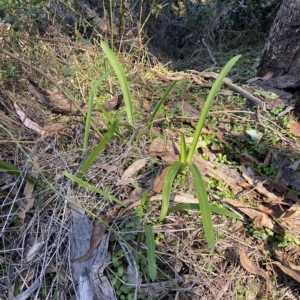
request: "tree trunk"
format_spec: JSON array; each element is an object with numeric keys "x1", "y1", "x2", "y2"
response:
[{"x1": 258, "y1": 0, "x2": 300, "y2": 78}]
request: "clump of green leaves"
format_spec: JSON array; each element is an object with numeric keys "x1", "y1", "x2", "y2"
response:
[
  {"x1": 64, "y1": 43, "x2": 241, "y2": 284},
  {"x1": 109, "y1": 249, "x2": 145, "y2": 300},
  {"x1": 274, "y1": 232, "x2": 300, "y2": 248},
  {"x1": 161, "y1": 55, "x2": 241, "y2": 251},
  {"x1": 236, "y1": 284, "x2": 258, "y2": 300}
]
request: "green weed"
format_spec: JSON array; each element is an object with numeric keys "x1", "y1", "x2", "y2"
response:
[
  {"x1": 161, "y1": 55, "x2": 242, "y2": 251},
  {"x1": 64, "y1": 47, "x2": 241, "y2": 285}
]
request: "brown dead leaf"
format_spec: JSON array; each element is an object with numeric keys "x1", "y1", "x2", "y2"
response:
[
  {"x1": 152, "y1": 126, "x2": 162, "y2": 134},
  {"x1": 142, "y1": 99, "x2": 151, "y2": 110},
  {"x1": 271, "y1": 261, "x2": 300, "y2": 283},
  {"x1": 253, "y1": 214, "x2": 273, "y2": 230},
  {"x1": 223, "y1": 198, "x2": 281, "y2": 233},
  {"x1": 281, "y1": 202, "x2": 300, "y2": 230},
  {"x1": 281, "y1": 202, "x2": 300, "y2": 219},
  {"x1": 201, "y1": 128, "x2": 211, "y2": 134},
  {"x1": 290, "y1": 120, "x2": 300, "y2": 137},
  {"x1": 218, "y1": 120, "x2": 231, "y2": 132},
  {"x1": 42, "y1": 123, "x2": 67, "y2": 132},
  {"x1": 129, "y1": 188, "x2": 144, "y2": 199},
  {"x1": 201, "y1": 147, "x2": 212, "y2": 157},
  {"x1": 150, "y1": 193, "x2": 198, "y2": 204},
  {"x1": 121, "y1": 158, "x2": 148, "y2": 179},
  {"x1": 240, "y1": 247, "x2": 270, "y2": 285},
  {"x1": 153, "y1": 166, "x2": 171, "y2": 192},
  {"x1": 281, "y1": 201, "x2": 300, "y2": 231},
  {"x1": 278, "y1": 246, "x2": 300, "y2": 272},
  {"x1": 148, "y1": 138, "x2": 179, "y2": 162},
  {"x1": 215, "y1": 130, "x2": 232, "y2": 150},
  {"x1": 285, "y1": 246, "x2": 300, "y2": 261},
  {"x1": 211, "y1": 143, "x2": 223, "y2": 153},
  {"x1": 184, "y1": 137, "x2": 193, "y2": 144},
  {"x1": 180, "y1": 101, "x2": 200, "y2": 118}
]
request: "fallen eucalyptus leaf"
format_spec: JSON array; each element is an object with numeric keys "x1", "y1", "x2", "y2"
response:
[
  {"x1": 240, "y1": 247, "x2": 270, "y2": 286},
  {"x1": 121, "y1": 158, "x2": 148, "y2": 179},
  {"x1": 271, "y1": 261, "x2": 300, "y2": 283}
]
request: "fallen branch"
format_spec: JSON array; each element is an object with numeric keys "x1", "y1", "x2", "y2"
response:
[{"x1": 188, "y1": 70, "x2": 267, "y2": 113}]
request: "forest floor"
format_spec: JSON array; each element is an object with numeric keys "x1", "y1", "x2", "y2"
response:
[{"x1": 0, "y1": 3, "x2": 300, "y2": 300}]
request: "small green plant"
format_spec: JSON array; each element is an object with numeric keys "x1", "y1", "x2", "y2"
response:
[
  {"x1": 215, "y1": 153, "x2": 233, "y2": 165},
  {"x1": 1, "y1": 64, "x2": 17, "y2": 79},
  {"x1": 274, "y1": 231, "x2": 300, "y2": 248},
  {"x1": 247, "y1": 226, "x2": 274, "y2": 240},
  {"x1": 64, "y1": 46, "x2": 240, "y2": 285},
  {"x1": 257, "y1": 163, "x2": 277, "y2": 177},
  {"x1": 161, "y1": 55, "x2": 241, "y2": 251},
  {"x1": 109, "y1": 249, "x2": 136, "y2": 299},
  {"x1": 270, "y1": 105, "x2": 285, "y2": 116},
  {"x1": 236, "y1": 284, "x2": 258, "y2": 299}
]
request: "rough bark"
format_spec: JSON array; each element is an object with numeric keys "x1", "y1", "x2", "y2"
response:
[{"x1": 258, "y1": 0, "x2": 300, "y2": 78}]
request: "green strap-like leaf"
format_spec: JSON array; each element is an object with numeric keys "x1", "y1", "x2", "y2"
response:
[
  {"x1": 189, "y1": 163, "x2": 215, "y2": 251},
  {"x1": 63, "y1": 172, "x2": 126, "y2": 207},
  {"x1": 96, "y1": 103, "x2": 113, "y2": 124},
  {"x1": 150, "y1": 81, "x2": 176, "y2": 125},
  {"x1": 81, "y1": 119, "x2": 119, "y2": 172},
  {"x1": 180, "y1": 132, "x2": 187, "y2": 163},
  {"x1": 187, "y1": 55, "x2": 241, "y2": 162},
  {"x1": 83, "y1": 69, "x2": 112, "y2": 154},
  {"x1": 160, "y1": 161, "x2": 182, "y2": 221},
  {"x1": 101, "y1": 41, "x2": 133, "y2": 125},
  {"x1": 0, "y1": 159, "x2": 35, "y2": 183},
  {"x1": 141, "y1": 191, "x2": 148, "y2": 206},
  {"x1": 145, "y1": 224, "x2": 157, "y2": 281}
]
